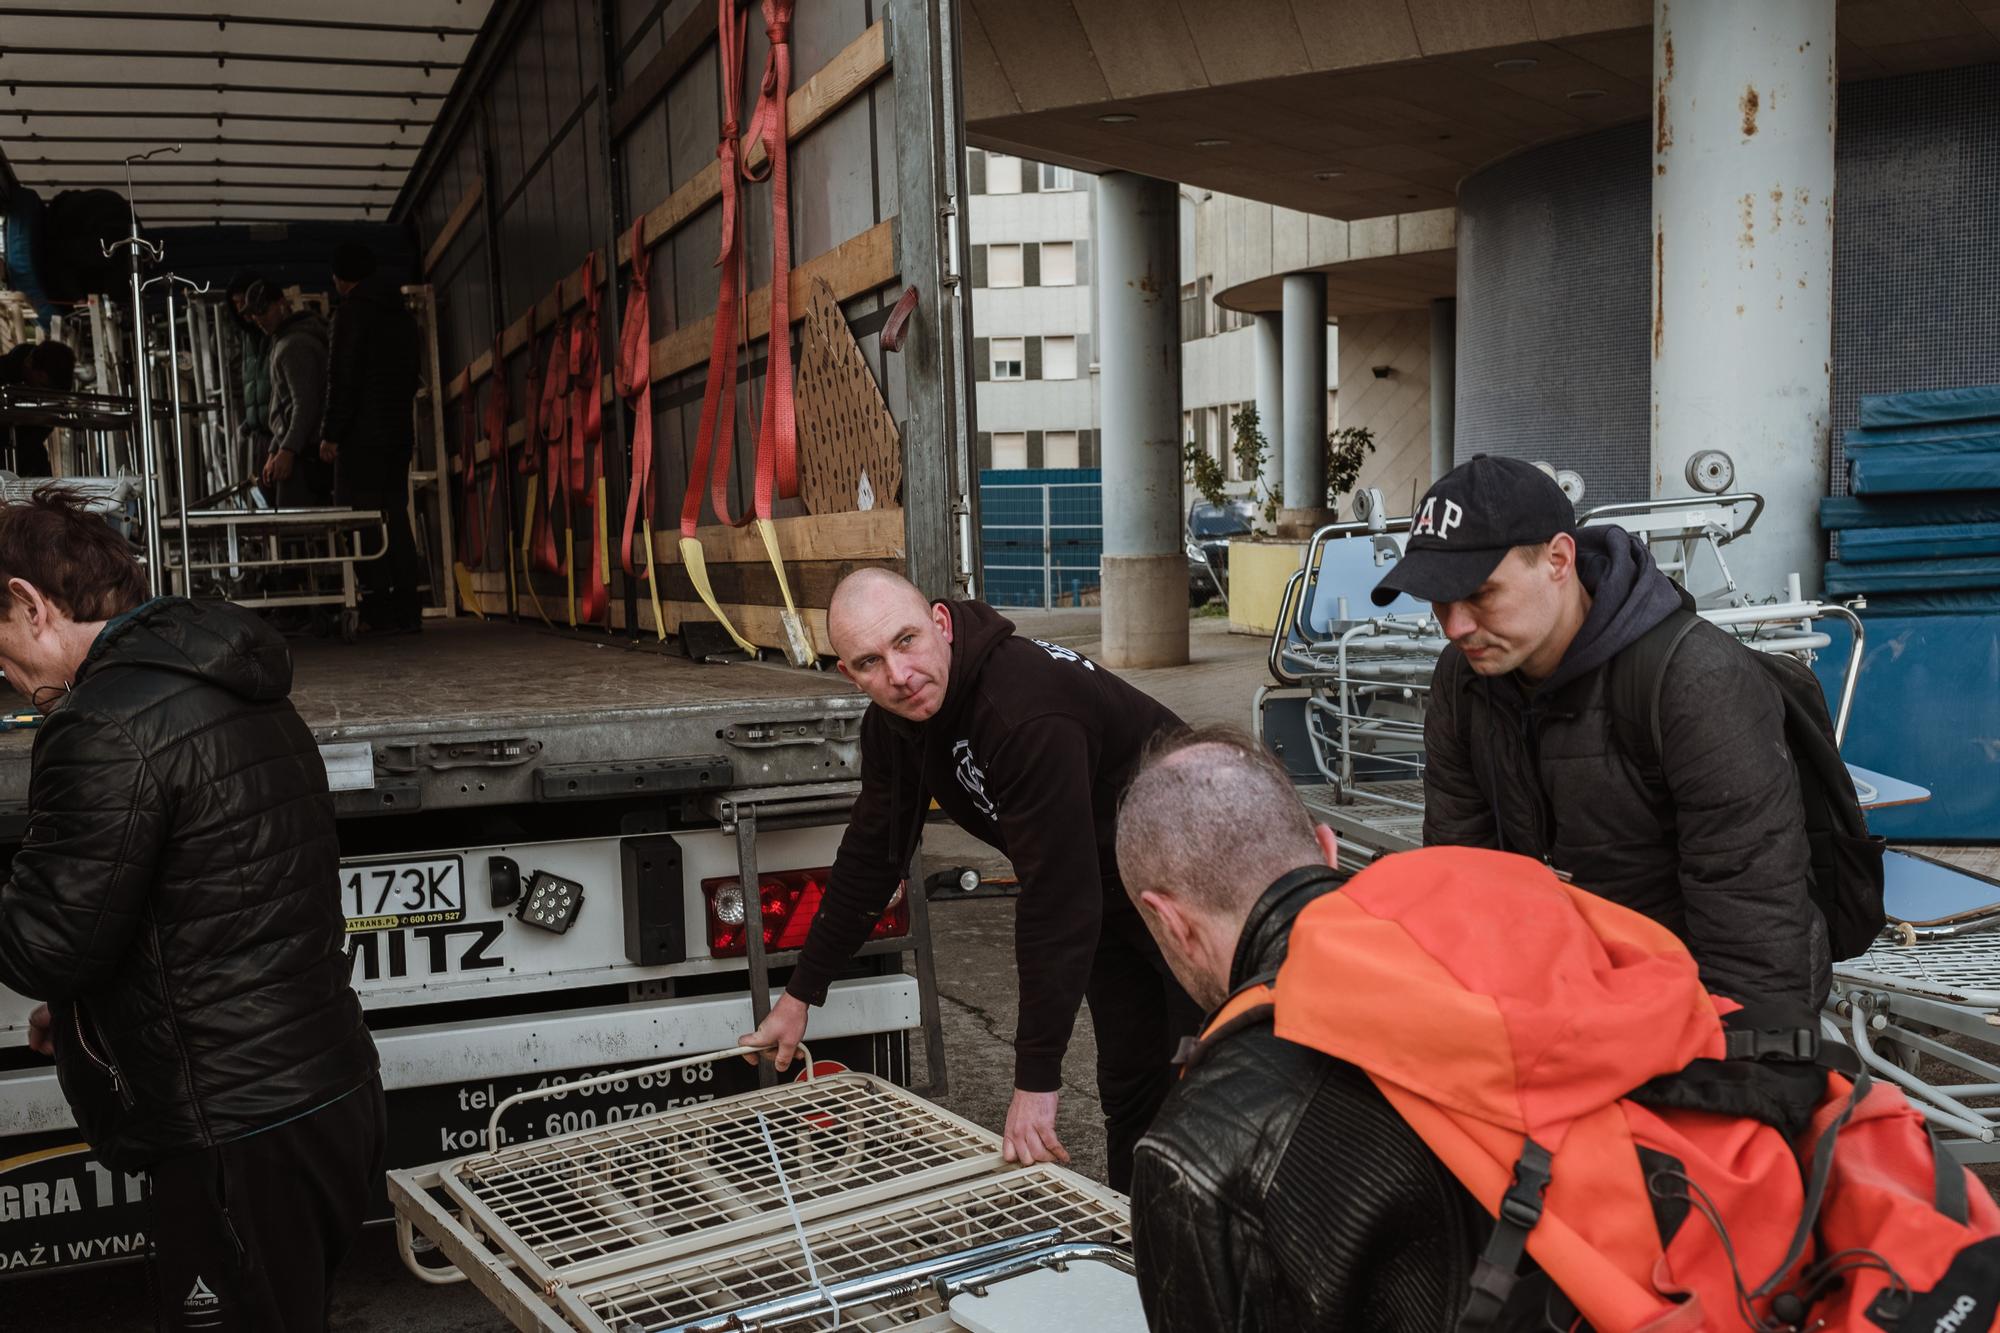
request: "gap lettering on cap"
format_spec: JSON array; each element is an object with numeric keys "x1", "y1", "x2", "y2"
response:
[{"x1": 1412, "y1": 496, "x2": 1463, "y2": 540}]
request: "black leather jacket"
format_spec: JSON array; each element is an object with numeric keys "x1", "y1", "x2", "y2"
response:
[
  {"x1": 1130, "y1": 867, "x2": 1495, "y2": 1333},
  {"x1": 0, "y1": 598, "x2": 378, "y2": 1169}
]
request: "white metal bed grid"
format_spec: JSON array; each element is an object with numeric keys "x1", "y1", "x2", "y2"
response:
[
  {"x1": 442, "y1": 1074, "x2": 1002, "y2": 1291},
  {"x1": 567, "y1": 1165, "x2": 1131, "y2": 1333},
  {"x1": 1841, "y1": 938, "x2": 2000, "y2": 1002}
]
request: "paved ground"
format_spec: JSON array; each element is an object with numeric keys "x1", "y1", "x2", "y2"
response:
[{"x1": 8, "y1": 610, "x2": 1269, "y2": 1331}]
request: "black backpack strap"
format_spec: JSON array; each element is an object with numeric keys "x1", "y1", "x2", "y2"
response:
[
  {"x1": 1456, "y1": 1138, "x2": 1554, "y2": 1333},
  {"x1": 1606, "y1": 609, "x2": 1701, "y2": 772}
]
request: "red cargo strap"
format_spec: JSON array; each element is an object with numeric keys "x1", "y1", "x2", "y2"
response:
[
  {"x1": 571, "y1": 252, "x2": 607, "y2": 624},
  {"x1": 533, "y1": 324, "x2": 567, "y2": 574},
  {"x1": 483, "y1": 346, "x2": 512, "y2": 567},
  {"x1": 680, "y1": 0, "x2": 751, "y2": 539},
  {"x1": 741, "y1": 0, "x2": 799, "y2": 515},
  {"x1": 456, "y1": 375, "x2": 483, "y2": 568},
  {"x1": 619, "y1": 216, "x2": 655, "y2": 576}
]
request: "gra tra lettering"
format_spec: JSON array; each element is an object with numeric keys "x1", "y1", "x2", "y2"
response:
[{"x1": 1411, "y1": 496, "x2": 1464, "y2": 540}]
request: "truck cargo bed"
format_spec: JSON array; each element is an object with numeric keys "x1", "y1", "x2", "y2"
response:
[{"x1": 0, "y1": 621, "x2": 867, "y2": 814}]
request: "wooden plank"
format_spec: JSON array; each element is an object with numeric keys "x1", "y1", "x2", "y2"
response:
[
  {"x1": 608, "y1": 0, "x2": 738, "y2": 141},
  {"x1": 617, "y1": 23, "x2": 892, "y2": 265},
  {"x1": 647, "y1": 218, "x2": 896, "y2": 383},
  {"x1": 662, "y1": 602, "x2": 837, "y2": 657},
  {"x1": 423, "y1": 174, "x2": 485, "y2": 277},
  {"x1": 652, "y1": 506, "x2": 905, "y2": 565},
  {"x1": 654, "y1": 555, "x2": 902, "y2": 609}
]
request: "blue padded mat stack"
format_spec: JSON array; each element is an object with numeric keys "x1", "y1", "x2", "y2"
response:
[{"x1": 1823, "y1": 382, "x2": 2000, "y2": 607}]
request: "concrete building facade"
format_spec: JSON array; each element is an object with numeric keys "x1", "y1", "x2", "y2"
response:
[{"x1": 962, "y1": 0, "x2": 2000, "y2": 604}]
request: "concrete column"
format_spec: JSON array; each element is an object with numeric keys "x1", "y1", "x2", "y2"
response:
[
  {"x1": 1279, "y1": 273, "x2": 1329, "y2": 535},
  {"x1": 1430, "y1": 297, "x2": 1457, "y2": 483},
  {"x1": 1652, "y1": 0, "x2": 1835, "y2": 599},
  {"x1": 1095, "y1": 172, "x2": 1188, "y2": 668},
  {"x1": 1252, "y1": 310, "x2": 1284, "y2": 516}
]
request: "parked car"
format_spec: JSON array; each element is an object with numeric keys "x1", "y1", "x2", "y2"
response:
[{"x1": 1188, "y1": 498, "x2": 1257, "y2": 605}]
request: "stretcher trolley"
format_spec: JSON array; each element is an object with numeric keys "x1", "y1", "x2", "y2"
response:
[
  {"x1": 1828, "y1": 849, "x2": 2000, "y2": 1165},
  {"x1": 389, "y1": 1046, "x2": 1145, "y2": 1333},
  {"x1": 159, "y1": 505, "x2": 389, "y2": 639}
]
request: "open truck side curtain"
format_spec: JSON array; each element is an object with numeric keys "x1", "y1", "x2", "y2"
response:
[{"x1": 0, "y1": 0, "x2": 977, "y2": 1277}]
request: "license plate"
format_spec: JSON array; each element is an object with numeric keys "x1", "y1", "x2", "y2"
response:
[{"x1": 342, "y1": 856, "x2": 466, "y2": 933}]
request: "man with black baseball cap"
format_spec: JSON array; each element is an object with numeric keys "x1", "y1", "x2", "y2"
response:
[{"x1": 1378, "y1": 454, "x2": 1827, "y2": 1006}]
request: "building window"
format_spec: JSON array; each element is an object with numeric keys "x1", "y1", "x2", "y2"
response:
[
  {"x1": 1039, "y1": 162, "x2": 1074, "y2": 191},
  {"x1": 1042, "y1": 335, "x2": 1078, "y2": 381},
  {"x1": 988, "y1": 243, "x2": 1024, "y2": 288},
  {"x1": 1041, "y1": 241, "x2": 1076, "y2": 287},
  {"x1": 991, "y1": 337, "x2": 1025, "y2": 380},
  {"x1": 986, "y1": 153, "x2": 1022, "y2": 195},
  {"x1": 993, "y1": 431, "x2": 1028, "y2": 468},
  {"x1": 1045, "y1": 430, "x2": 1081, "y2": 468},
  {"x1": 1206, "y1": 407, "x2": 1224, "y2": 463}
]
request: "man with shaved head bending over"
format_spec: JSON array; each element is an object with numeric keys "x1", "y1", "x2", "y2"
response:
[{"x1": 744, "y1": 570, "x2": 1197, "y2": 1189}]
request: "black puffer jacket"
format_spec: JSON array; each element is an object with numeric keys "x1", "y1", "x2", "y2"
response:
[
  {"x1": 324, "y1": 272, "x2": 420, "y2": 460},
  {"x1": 1131, "y1": 868, "x2": 1541, "y2": 1333},
  {"x1": 1422, "y1": 526, "x2": 1828, "y2": 1005},
  {"x1": 0, "y1": 598, "x2": 377, "y2": 1170}
]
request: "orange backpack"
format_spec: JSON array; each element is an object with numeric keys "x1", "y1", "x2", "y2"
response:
[{"x1": 1203, "y1": 846, "x2": 2000, "y2": 1332}]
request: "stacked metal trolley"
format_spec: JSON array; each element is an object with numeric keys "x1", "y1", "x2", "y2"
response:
[{"x1": 390, "y1": 1048, "x2": 1140, "y2": 1333}]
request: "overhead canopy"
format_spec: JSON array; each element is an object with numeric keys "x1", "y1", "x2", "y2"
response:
[{"x1": 0, "y1": 1, "x2": 495, "y2": 226}]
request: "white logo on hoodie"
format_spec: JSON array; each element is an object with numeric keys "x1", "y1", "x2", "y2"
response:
[{"x1": 953, "y1": 739, "x2": 997, "y2": 820}]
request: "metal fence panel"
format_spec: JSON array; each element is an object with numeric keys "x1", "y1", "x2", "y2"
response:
[{"x1": 978, "y1": 468, "x2": 1102, "y2": 609}]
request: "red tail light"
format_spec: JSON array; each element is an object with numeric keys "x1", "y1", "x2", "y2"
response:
[{"x1": 701, "y1": 868, "x2": 909, "y2": 958}]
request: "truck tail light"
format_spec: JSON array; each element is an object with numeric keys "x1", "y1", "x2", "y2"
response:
[{"x1": 701, "y1": 869, "x2": 909, "y2": 958}]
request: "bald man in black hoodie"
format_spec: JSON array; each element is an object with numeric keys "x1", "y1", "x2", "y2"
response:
[{"x1": 744, "y1": 569, "x2": 1198, "y2": 1189}]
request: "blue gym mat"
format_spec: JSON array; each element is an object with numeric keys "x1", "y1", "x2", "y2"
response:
[
  {"x1": 1824, "y1": 556, "x2": 2000, "y2": 595},
  {"x1": 1860, "y1": 383, "x2": 2000, "y2": 429},
  {"x1": 1821, "y1": 492, "x2": 2000, "y2": 530},
  {"x1": 1848, "y1": 451, "x2": 2000, "y2": 495},
  {"x1": 1834, "y1": 522, "x2": 2000, "y2": 563}
]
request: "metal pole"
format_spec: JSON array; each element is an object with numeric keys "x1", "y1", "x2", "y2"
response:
[
  {"x1": 1040, "y1": 484, "x2": 1053, "y2": 610},
  {"x1": 1430, "y1": 297, "x2": 1456, "y2": 484},
  {"x1": 1280, "y1": 272, "x2": 1328, "y2": 535},
  {"x1": 1652, "y1": 0, "x2": 1834, "y2": 600},
  {"x1": 1094, "y1": 171, "x2": 1187, "y2": 668},
  {"x1": 159, "y1": 281, "x2": 194, "y2": 594},
  {"x1": 124, "y1": 245, "x2": 162, "y2": 596}
]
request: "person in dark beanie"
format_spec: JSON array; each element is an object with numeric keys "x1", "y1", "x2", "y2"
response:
[
  {"x1": 322, "y1": 242, "x2": 424, "y2": 632},
  {"x1": 0, "y1": 489, "x2": 381, "y2": 1331},
  {"x1": 743, "y1": 568, "x2": 1201, "y2": 1191},
  {"x1": 1373, "y1": 453, "x2": 1826, "y2": 1007}
]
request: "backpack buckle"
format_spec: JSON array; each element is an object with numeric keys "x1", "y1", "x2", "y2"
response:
[
  {"x1": 1498, "y1": 1142, "x2": 1553, "y2": 1229},
  {"x1": 1724, "y1": 1026, "x2": 1820, "y2": 1063}
]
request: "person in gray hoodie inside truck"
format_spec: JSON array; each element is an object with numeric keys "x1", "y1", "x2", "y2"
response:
[{"x1": 1374, "y1": 453, "x2": 1828, "y2": 1006}]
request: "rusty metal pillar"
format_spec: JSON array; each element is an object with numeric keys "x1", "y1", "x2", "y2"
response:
[
  {"x1": 1096, "y1": 171, "x2": 1187, "y2": 668},
  {"x1": 1652, "y1": 0, "x2": 1836, "y2": 599}
]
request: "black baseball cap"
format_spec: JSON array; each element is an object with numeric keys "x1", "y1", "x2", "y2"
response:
[{"x1": 1370, "y1": 454, "x2": 1577, "y2": 606}]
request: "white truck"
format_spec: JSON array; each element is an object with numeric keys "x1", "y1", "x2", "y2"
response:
[{"x1": 0, "y1": 0, "x2": 977, "y2": 1277}]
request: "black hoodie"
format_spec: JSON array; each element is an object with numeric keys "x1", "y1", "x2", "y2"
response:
[
  {"x1": 0, "y1": 598, "x2": 377, "y2": 1168},
  {"x1": 1421, "y1": 528, "x2": 1827, "y2": 1005},
  {"x1": 788, "y1": 601, "x2": 1185, "y2": 1091}
]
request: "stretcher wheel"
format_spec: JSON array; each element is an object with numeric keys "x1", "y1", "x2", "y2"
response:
[{"x1": 340, "y1": 608, "x2": 360, "y2": 643}]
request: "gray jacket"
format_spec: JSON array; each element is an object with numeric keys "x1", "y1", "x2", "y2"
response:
[
  {"x1": 267, "y1": 309, "x2": 328, "y2": 458},
  {"x1": 1421, "y1": 526, "x2": 1828, "y2": 1005}
]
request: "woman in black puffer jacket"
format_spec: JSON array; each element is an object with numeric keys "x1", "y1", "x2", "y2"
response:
[{"x1": 0, "y1": 490, "x2": 379, "y2": 1332}]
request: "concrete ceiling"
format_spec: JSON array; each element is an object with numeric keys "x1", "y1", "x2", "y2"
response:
[
  {"x1": 964, "y1": 0, "x2": 2000, "y2": 221},
  {"x1": 0, "y1": 1, "x2": 492, "y2": 226}
]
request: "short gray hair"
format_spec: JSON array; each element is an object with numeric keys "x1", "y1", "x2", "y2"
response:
[{"x1": 1116, "y1": 726, "x2": 1321, "y2": 919}]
